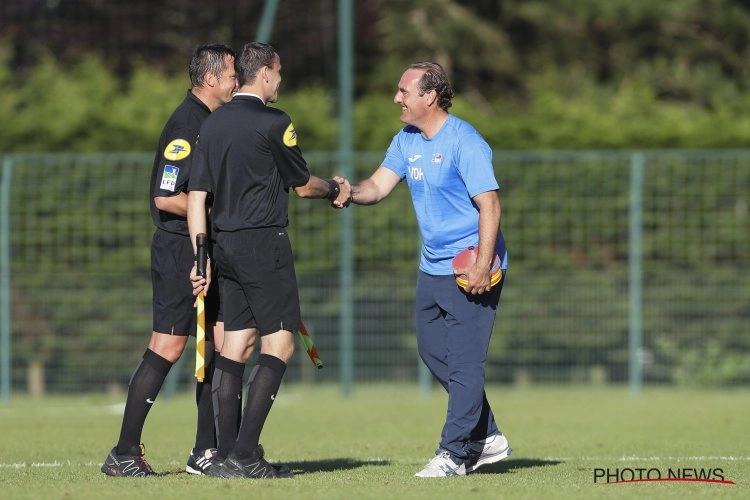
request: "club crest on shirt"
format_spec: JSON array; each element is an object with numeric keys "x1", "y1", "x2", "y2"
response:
[
  {"x1": 160, "y1": 165, "x2": 179, "y2": 191},
  {"x1": 163, "y1": 139, "x2": 191, "y2": 161},
  {"x1": 432, "y1": 153, "x2": 443, "y2": 163},
  {"x1": 283, "y1": 123, "x2": 297, "y2": 147}
]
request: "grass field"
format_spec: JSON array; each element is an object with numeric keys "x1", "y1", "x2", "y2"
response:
[{"x1": 0, "y1": 385, "x2": 748, "y2": 499}]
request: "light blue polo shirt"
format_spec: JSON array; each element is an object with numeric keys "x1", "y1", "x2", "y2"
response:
[{"x1": 382, "y1": 114, "x2": 508, "y2": 275}]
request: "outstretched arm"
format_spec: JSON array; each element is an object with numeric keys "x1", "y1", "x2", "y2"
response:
[
  {"x1": 332, "y1": 166, "x2": 401, "y2": 208},
  {"x1": 293, "y1": 175, "x2": 351, "y2": 206}
]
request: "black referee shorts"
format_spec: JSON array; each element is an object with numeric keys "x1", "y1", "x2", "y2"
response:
[
  {"x1": 215, "y1": 227, "x2": 302, "y2": 335},
  {"x1": 151, "y1": 229, "x2": 196, "y2": 336}
]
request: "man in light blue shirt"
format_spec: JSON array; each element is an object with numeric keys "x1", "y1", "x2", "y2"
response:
[{"x1": 334, "y1": 62, "x2": 512, "y2": 477}]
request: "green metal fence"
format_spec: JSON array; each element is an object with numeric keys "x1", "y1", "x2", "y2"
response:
[{"x1": 1, "y1": 150, "x2": 749, "y2": 398}]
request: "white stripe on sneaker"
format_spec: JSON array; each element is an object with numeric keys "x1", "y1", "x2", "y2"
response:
[{"x1": 465, "y1": 433, "x2": 512, "y2": 473}]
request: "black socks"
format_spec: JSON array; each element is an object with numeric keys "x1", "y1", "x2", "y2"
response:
[
  {"x1": 213, "y1": 355, "x2": 245, "y2": 459},
  {"x1": 233, "y1": 354, "x2": 287, "y2": 460},
  {"x1": 194, "y1": 341, "x2": 216, "y2": 451},
  {"x1": 116, "y1": 349, "x2": 172, "y2": 455}
]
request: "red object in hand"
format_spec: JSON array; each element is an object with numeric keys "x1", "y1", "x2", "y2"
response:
[{"x1": 452, "y1": 246, "x2": 502, "y2": 288}]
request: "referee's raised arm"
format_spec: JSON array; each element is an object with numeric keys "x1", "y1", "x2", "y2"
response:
[{"x1": 292, "y1": 174, "x2": 351, "y2": 206}]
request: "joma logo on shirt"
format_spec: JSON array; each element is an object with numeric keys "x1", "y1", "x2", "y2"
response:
[{"x1": 408, "y1": 166, "x2": 424, "y2": 181}]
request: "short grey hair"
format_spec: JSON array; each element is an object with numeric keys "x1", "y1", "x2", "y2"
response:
[{"x1": 189, "y1": 44, "x2": 235, "y2": 87}]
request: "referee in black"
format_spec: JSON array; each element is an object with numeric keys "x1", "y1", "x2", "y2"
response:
[
  {"x1": 187, "y1": 42, "x2": 350, "y2": 479},
  {"x1": 102, "y1": 44, "x2": 237, "y2": 477}
]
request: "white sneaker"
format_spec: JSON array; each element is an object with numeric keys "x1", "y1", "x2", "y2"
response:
[
  {"x1": 465, "y1": 432, "x2": 511, "y2": 473},
  {"x1": 414, "y1": 450, "x2": 466, "y2": 478},
  {"x1": 185, "y1": 447, "x2": 218, "y2": 475}
]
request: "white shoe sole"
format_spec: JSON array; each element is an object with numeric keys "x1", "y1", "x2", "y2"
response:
[
  {"x1": 185, "y1": 465, "x2": 205, "y2": 475},
  {"x1": 465, "y1": 445, "x2": 512, "y2": 473}
]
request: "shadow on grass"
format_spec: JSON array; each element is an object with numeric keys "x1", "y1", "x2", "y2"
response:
[
  {"x1": 161, "y1": 457, "x2": 556, "y2": 477},
  {"x1": 160, "y1": 458, "x2": 389, "y2": 477},
  {"x1": 286, "y1": 458, "x2": 391, "y2": 474},
  {"x1": 471, "y1": 457, "x2": 563, "y2": 475}
]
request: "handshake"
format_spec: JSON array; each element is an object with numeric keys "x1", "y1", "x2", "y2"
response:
[
  {"x1": 329, "y1": 175, "x2": 353, "y2": 209},
  {"x1": 325, "y1": 167, "x2": 393, "y2": 209}
]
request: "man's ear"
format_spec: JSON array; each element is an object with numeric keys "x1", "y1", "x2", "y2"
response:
[
  {"x1": 261, "y1": 65, "x2": 269, "y2": 83},
  {"x1": 427, "y1": 89, "x2": 438, "y2": 107},
  {"x1": 204, "y1": 72, "x2": 217, "y2": 87}
]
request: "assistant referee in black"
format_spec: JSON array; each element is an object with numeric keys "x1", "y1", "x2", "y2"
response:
[
  {"x1": 101, "y1": 44, "x2": 237, "y2": 478},
  {"x1": 187, "y1": 42, "x2": 350, "y2": 479}
]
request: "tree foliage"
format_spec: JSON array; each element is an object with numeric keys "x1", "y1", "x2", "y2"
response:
[{"x1": 4, "y1": 0, "x2": 750, "y2": 151}]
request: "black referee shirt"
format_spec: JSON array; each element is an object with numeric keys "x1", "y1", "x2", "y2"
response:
[
  {"x1": 149, "y1": 90, "x2": 211, "y2": 235},
  {"x1": 189, "y1": 94, "x2": 310, "y2": 232}
]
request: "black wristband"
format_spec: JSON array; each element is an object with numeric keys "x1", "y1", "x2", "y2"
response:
[{"x1": 326, "y1": 179, "x2": 340, "y2": 201}]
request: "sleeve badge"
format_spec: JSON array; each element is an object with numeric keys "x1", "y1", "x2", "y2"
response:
[
  {"x1": 163, "y1": 139, "x2": 191, "y2": 161},
  {"x1": 283, "y1": 123, "x2": 297, "y2": 147},
  {"x1": 160, "y1": 165, "x2": 179, "y2": 192}
]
